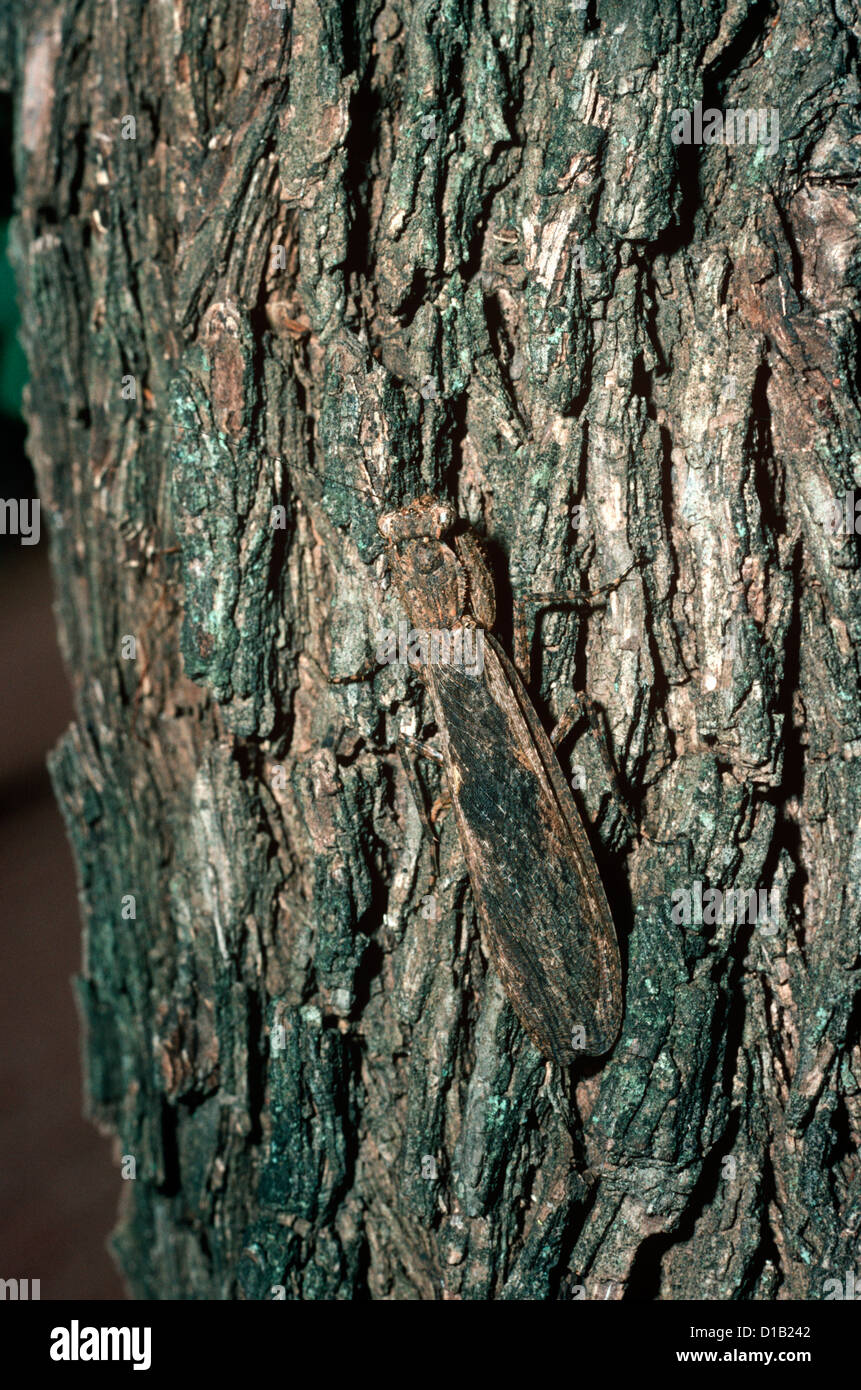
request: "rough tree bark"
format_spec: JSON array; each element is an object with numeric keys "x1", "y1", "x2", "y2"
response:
[{"x1": 4, "y1": 0, "x2": 860, "y2": 1299}]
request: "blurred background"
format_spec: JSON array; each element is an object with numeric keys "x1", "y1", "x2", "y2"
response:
[{"x1": 0, "y1": 93, "x2": 123, "y2": 1298}]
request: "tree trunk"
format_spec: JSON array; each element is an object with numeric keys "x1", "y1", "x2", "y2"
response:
[{"x1": 5, "y1": 0, "x2": 860, "y2": 1299}]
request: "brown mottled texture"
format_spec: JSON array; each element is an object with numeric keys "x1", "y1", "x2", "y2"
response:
[
  {"x1": 376, "y1": 493, "x2": 622, "y2": 1061},
  {"x1": 4, "y1": 0, "x2": 860, "y2": 1299},
  {"x1": 431, "y1": 630, "x2": 623, "y2": 1062}
]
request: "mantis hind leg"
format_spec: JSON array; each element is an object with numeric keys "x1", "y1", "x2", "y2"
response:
[{"x1": 397, "y1": 733, "x2": 445, "y2": 881}]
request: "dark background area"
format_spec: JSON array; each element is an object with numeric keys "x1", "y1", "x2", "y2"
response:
[{"x1": 0, "y1": 91, "x2": 123, "y2": 1299}]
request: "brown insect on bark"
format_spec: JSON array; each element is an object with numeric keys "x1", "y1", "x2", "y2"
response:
[{"x1": 371, "y1": 494, "x2": 625, "y2": 1064}]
